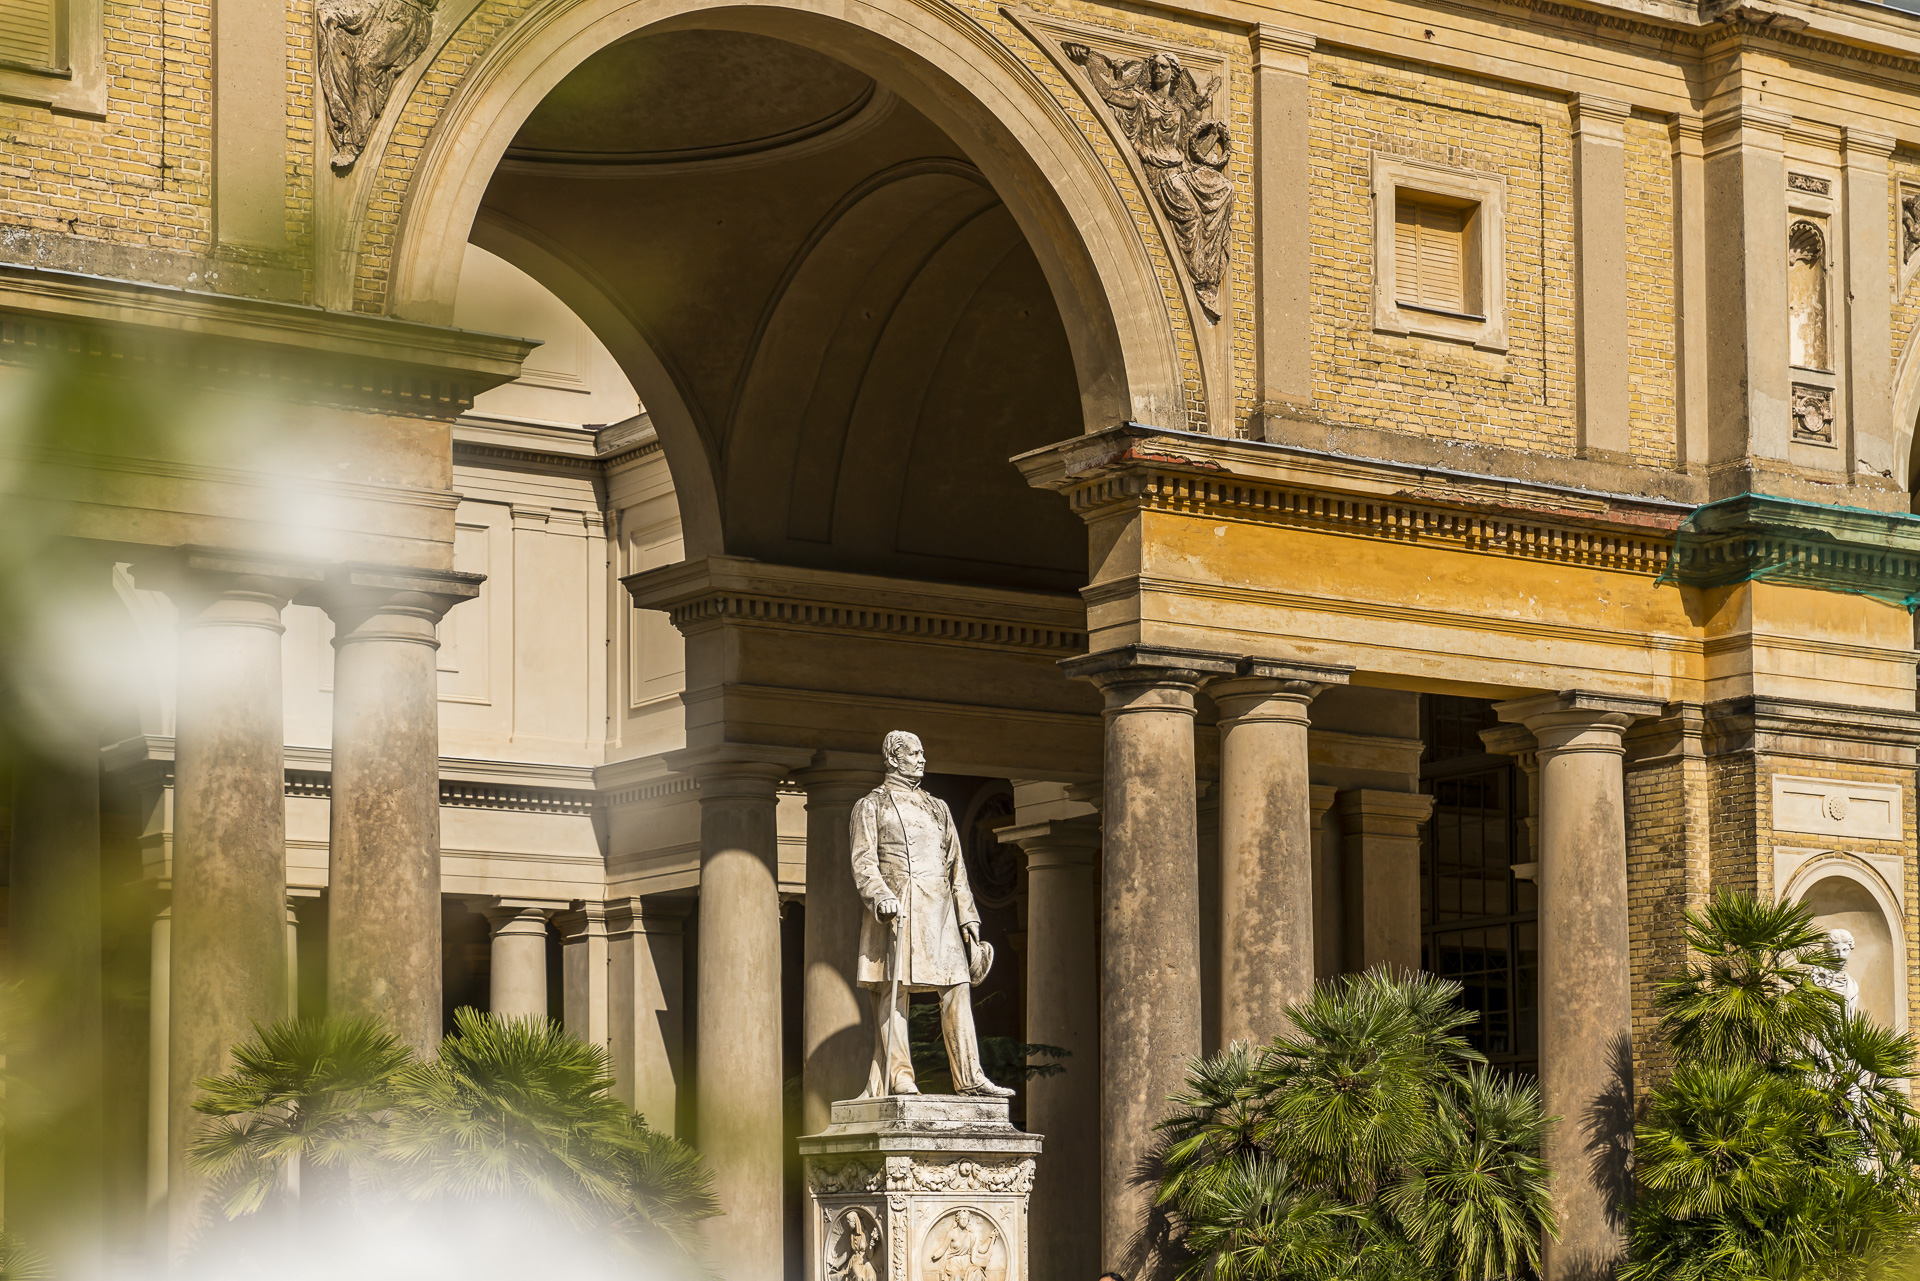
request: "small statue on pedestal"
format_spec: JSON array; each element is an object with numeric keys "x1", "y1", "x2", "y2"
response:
[{"x1": 850, "y1": 730, "x2": 1013, "y2": 1098}]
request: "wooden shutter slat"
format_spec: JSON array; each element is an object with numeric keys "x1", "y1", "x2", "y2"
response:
[
  {"x1": 1394, "y1": 195, "x2": 1469, "y2": 313},
  {"x1": 0, "y1": 0, "x2": 55, "y2": 67}
]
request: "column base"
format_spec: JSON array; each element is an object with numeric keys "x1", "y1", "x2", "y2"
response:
[{"x1": 799, "y1": 1096, "x2": 1042, "y2": 1281}]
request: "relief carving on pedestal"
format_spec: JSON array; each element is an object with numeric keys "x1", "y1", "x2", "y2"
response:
[
  {"x1": 885, "y1": 1157, "x2": 1036, "y2": 1194},
  {"x1": 1060, "y1": 41, "x2": 1236, "y2": 322},
  {"x1": 316, "y1": 0, "x2": 438, "y2": 172},
  {"x1": 826, "y1": 1206, "x2": 885, "y2": 1281},
  {"x1": 923, "y1": 1207, "x2": 1006, "y2": 1281},
  {"x1": 812, "y1": 1159, "x2": 886, "y2": 1194}
]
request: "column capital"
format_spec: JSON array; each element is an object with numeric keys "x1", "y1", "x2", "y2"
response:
[
  {"x1": 311, "y1": 563, "x2": 485, "y2": 638},
  {"x1": 1333, "y1": 788, "x2": 1436, "y2": 837},
  {"x1": 134, "y1": 545, "x2": 328, "y2": 622},
  {"x1": 1310, "y1": 782, "x2": 1337, "y2": 818},
  {"x1": 555, "y1": 902, "x2": 610, "y2": 939},
  {"x1": 606, "y1": 895, "x2": 692, "y2": 936},
  {"x1": 1211, "y1": 657, "x2": 1351, "y2": 724},
  {"x1": 664, "y1": 742, "x2": 812, "y2": 796},
  {"x1": 1844, "y1": 127, "x2": 1897, "y2": 164},
  {"x1": 997, "y1": 814, "x2": 1101, "y2": 870},
  {"x1": 1702, "y1": 103, "x2": 1791, "y2": 154},
  {"x1": 1571, "y1": 94, "x2": 1630, "y2": 143},
  {"x1": 1251, "y1": 23, "x2": 1314, "y2": 71},
  {"x1": 1479, "y1": 722, "x2": 1540, "y2": 767},
  {"x1": 1061, "y1": 644, "x2": 1236, "y2": 717},
  {"x1": 481, "y1": 899, "x2": 564, "y2": 936},
  {"x1": 1494, "y1": 690, "x2": 1662, "y2": 755},
  {"x1": 794, "y1": 751, "x2": 887, "y2": 803}
]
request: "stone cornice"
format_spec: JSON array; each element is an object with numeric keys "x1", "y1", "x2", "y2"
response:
[
  {"x1": 1019, "y1": 426, "x2": 1680, "y2": 576},
  {"x1": 1663, "y1": 493, "x2": 1920, "y2": 606},
  {"x1": 452, "y1": 414, "x2": 664, "y2": 473},
  {"x1": 624, "y1": 556, "x2": 1089, "y2": 656},
  {"x1": 0, "y1": 264, "x2": 536, "y2": 420}
]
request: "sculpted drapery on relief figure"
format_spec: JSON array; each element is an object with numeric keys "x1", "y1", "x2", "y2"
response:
[
  {"x1": 316, "y1": 0, "x2": 439, "y2": 172},
  {"x1": 1063, "y1": 41, "x2": 1235, "y2": 322}
]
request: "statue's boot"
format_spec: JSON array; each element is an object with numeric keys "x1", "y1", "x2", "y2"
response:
[{"x1": 957, "y1": 1079, "x2": 1014, "y2": 1098}]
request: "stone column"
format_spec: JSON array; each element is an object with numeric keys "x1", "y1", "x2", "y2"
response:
[
  {"x1": 1572, "y1": 95, "x2": 1631, "y2": 459},
  {"x1": 558, "y1": 904, "x2": 611, "y2": 1052},
  {"x1": 998, "y1": 815, "x2": 1102, "y2": 1281},
  {"x1": 1062, "y1": 644, "x2": 1234, "y2": 1275},
  {"x1": 147, "y1": 896, "x2": 171, "y2": 1229},
  {"x1": 1335, "y1": 790, "x2": 1437, "y2": 973},
  {"x1": 139, "y1": 547, "x2": 321, "y2": 1251},
  {"x1": 1843, "y1": 128, "x2": 1897, "y2": 481},
  {"x1": 1494, "y1": 691, "x2": 1660, "y2": 1281},
  {"x1": 608, "y1": 897, "x2": 689, "y2": 1134},
  {"x1": 795, "y1": 754, "x2": 885, "y2": 1136},
  {"x1": 1310, "y1": 784, "x2": 1340, "y2": 980},
  {"x1": 316, "y1": 565, "x2": 481, "y2": 1053},
  {"x1": 1211, "y1": 659, "x2": 1349, "y2": 1045},
  {"x1": 665, "y1": 743, "x2": 812, "y2": 1281},
  {"x1": 485, "y1": 902, "x2": 560, "y2": 1019},
  {"x1": 1252, "y1": 24, "x2": 1316, "y2": 413}
]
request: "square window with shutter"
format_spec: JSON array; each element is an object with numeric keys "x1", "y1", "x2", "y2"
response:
[
  {"x1": 1393, "y1": 192, "x2": 1476, "y2": 316},
  {"x1": 0, "y1": 0, "x2": 58, "y2": 71}
]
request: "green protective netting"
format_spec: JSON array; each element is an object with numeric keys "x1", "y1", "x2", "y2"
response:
[{"x1": 1655, "y1": 492, "x2": 1920, "y2": 612}]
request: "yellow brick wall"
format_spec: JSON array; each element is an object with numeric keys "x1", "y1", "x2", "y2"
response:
[
  {"x1": 1625, "y1": 746, "x2": 1709, "y2": 1090},
  {"x1": 0, "y1": 0, "x2": 212, "y2": 261},
  {"x1": 1305, "y1": 52, "x2": 1576, "y2": 454}
]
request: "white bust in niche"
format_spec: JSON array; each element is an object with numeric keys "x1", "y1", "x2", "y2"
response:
[{"x1": 1810, "y1": 927, "x2": 1860, "y2": 1017}]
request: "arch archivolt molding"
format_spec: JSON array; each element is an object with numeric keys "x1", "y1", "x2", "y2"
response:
[
  {"x1": 337, "y1": 0, "x2": 1201, "y2": 438},
  {"x1": 1775, "y1": 847, "x2": 1910, "y2": 1032}
]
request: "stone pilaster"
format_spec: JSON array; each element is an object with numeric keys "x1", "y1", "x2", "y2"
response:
[
  {"x1": 1252, "y1": 25, "x2": 1316, "y2": 414},
  {"x1": 1334, "y1": 789, "x2": 1436, "y2": 973},
  {"x1": 796, "y1": 753, "x2": 886, "y2": 1136},
  {"x1": 1703, "y1": 104, "x2": 1793, "y2": 464},
  {"x1": 1061, "y1": 644, "x2": 1234, "y2": 1275},
  {"x1": 997, "y1": 814, "x2": 1101, "y2": 1281},
  {"x1": 666, "y1": 742, "x2": 813, "y2": 1281},
  {"x1": 1573, "y1": 95, "x2": 1631, "y2": 460},
  {"x1": 558, "y1": 903, "x2": 611, "y2": 1051},
  {"x1": 607, "y1": 896, "x2": 689, "y2": 1135},
  {"x1": 1843, "y1": 128, "x2": 1897, "y2": 482},
  {"x1": 1210, "y1": 659, "x2": 1349, "y2": 1042},
  {"x1": 136, "y1": 546, "x2": 323, "y2": 1252},
  {"x1": 1494, "y1": 690, "x2": 1660, "y2": 1281},
  {"x1": 484, "y1": 901, "x2": 561, "y2": 1019},
  {"x1": 1310, "y1": 784, "x2": 1340, "y2": 980},
  {"x1": 314, "y1": 564, "x2": 481, "y2": 1054}
]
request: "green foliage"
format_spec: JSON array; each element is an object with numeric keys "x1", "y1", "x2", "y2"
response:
[
  {"x1": 187, "y1": 1010, "x2": 718, "y2": 1269},
  {"x1": 0, "y1": 1233, "x2": 50, "y2": 1281},
  {"x1": 1156, "y1": 967, "x2": 1555, "y2": 1281},
  {"x1": 1625, "y1": 892, "x2": 1920, "y2": 1281}
]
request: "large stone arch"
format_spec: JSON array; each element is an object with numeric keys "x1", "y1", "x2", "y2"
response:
[{"x1": 385, "y1": 0, "x2": 1185, "y2": 468}]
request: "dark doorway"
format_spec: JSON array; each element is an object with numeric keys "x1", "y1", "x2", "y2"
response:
[{"x1": 1419, "y1": 695, "x2": 1538, "y2": 1076}]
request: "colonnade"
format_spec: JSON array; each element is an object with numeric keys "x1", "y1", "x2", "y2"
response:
[
  {"x1": 127, "y1": 548, "x2": 1658, "y2": 1281},
  {"x1": 133, "y1": 548, "x2": 480, "y2": 1248}
]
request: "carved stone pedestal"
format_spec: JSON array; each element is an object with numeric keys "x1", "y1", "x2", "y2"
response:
[{"x1": 799, "y1": 1095, "x2": 1042, "y2": 1281}]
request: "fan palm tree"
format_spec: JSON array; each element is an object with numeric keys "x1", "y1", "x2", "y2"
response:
[
  {"x1": 384, "y1": 1008, "x2": 718, "y2": 1258},
  {"x1": 1157, "y1": 967, "x2": 1555, "y2": 1281},
  {"x1": 188, "y1": 1015, "x2": 415, "y2": 1219},
  {"x1": 1625, "y1": 892, "x2": 1920, "y2": 1281}
]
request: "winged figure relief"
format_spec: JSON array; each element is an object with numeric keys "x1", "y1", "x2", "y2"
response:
[
  {"x1": 1063, "y1": 41, "x2": 1235, "y2": 321},
  {"x1": 316, "y1": 0, "x2": 439, "y2": 172}
]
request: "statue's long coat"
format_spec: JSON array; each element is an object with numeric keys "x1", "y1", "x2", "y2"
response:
[{"x1": 849, "y1": 780, "x2": 980, "y2": 989}]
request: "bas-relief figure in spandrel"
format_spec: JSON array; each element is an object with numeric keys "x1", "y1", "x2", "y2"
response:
[
  {"x1": 1062, "y1": 40, "x2": 1235, "y2": 322},
  {"x1": 316, "y1": 0, "x2": 439, "y2": 172}
]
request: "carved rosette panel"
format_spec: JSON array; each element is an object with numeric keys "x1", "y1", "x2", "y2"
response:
[
  {"x1": 1792, "y1": 383, "x2": 1835, "y2": 444},
  {"x1": 1049, "y1": 35, "x2": 1237, "y2": 323}
]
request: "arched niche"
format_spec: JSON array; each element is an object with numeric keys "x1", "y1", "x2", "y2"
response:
[{"x1": 1780, "y1": 854, "x2": 1909, "y2": 1031}]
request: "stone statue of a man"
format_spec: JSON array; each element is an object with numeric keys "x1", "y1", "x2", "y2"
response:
[{"x1": 849, "y1": 730, "x2": 1012, "y2": 1097}]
